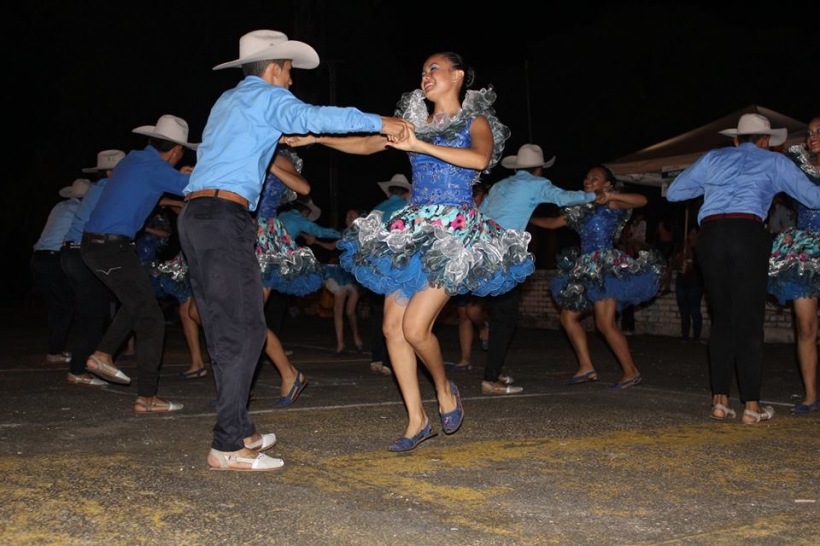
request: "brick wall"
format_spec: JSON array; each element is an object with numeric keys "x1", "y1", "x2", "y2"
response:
[{"x1": 516, "y1": 270, "x2": 812, "y2": 344}]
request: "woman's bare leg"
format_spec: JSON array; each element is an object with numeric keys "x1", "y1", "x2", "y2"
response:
[
  {"x1": 561, "y1": 309, "x2": 595, "y2": 378},
  {"x1": 345, "y1": 289, "x2": 363, "y2": 349},
  {"x1": 594, "y1": 299, "x2": 640, "y2": 382},
  {"x1": 333, "y1": 290, "x2": 347, "y2": 352},
  {"x1": 179, "y1": 297, "x2": 206, "y2": 375},
  {"x1": 793, "y1": 297, "x2": 818, "y2": 406},
  {"x1": 383, "y1": 288, "x2": 453, "y2": 439}
]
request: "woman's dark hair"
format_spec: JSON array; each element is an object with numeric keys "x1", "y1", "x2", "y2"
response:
[
  {"x1": 593, "y1": 164, "x2": 617, "y2": 185},
  {"x1": 436, "y1": 51, "x2": 475, "y2": 101}
]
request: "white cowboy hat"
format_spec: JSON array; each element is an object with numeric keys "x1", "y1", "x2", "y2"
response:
[
  {"x1": 304, "y1": 199, "x2": 321, "y2": 222},
  {"x1": 377, "y1": 173, "x2": 412, "y2": 197},
  {"x1": 59, "y1": 178, "x2": 91, "y2": 199},
  {"x1": 719, "y1": 113, "x2": 787, "y2": 147},
  {"x1": 501, "y1": 144, "x2": 556, "y2": 170},
  {"x1": 213, "y1": 30, "x2": 320, "y2": 71},
  {"x1": 132, "y1": 115, "x2": 199, "y2": 150},
  {"x1": 82, "y1": 149, "x2": 125, "y2": 173}
]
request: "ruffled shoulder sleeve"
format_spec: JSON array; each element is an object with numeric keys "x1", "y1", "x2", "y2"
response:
[{"x1": 395, "y1": 87, "x2": 511, "y2": 174}]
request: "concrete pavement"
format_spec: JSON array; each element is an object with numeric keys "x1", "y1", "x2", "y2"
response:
[{"x1": 1, "y1": 302, "x2": 817, "y2": 545}]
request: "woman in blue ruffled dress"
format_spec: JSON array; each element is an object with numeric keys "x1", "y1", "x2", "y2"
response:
[
  {"x1": 311, "y1": 208, "x2": 366, "y2": 356},
  {"x1": 147, "y1": 198, "x2": 209, "y2": 379},
  {"x1": 531, "y1": 166, "x2": 664, "y2": 390},
  {"x1": 254, "y1": 148, "x2": 320, "y2": 407},
  {"x1": 287, "y1": 51, "x2": 532, "y2": 451},
  {"x1": 768, "y1": 116, "x2": 820, "y2": 414}
]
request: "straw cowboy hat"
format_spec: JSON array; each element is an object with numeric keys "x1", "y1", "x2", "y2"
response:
[
  {"x1": 719, "y1": 113, "x2": 787, "y2": 147},
  {"x1": 501, "y1": 144, "x2": 556, "y2": 170},
  {"x1": 82, "y1": 149, "x2": 125, "y2": 173},
  {"x1": 377, "y1": 173, "x2": 412, "y2": 197},
  {"x1": 213, "y1": 30, "x2": 320, "y2": 71},
  {"x1": 132, "y1": 115, "x2": 199, "y2": 150},
  {"x1": 59, "y1": 178, "x2": 91, "y2": 199}
]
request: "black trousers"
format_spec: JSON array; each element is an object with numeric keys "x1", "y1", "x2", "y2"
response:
[
  {"x1": 179, "y1": 198, "x2": 266, "y2": 452},
  {"x1": 696, "y1": 218, "x2": 770, "y2": 402},
  {"x1": 484, "y1": 285, "x2": 521, "y2": 382},
  {"x1": 81, "y1": 236, "x2": 164, "y2": 397},
  {"x1": 675, "y1": 275, "x2": 703, "y2": 341},
  {"x1": 29, "y1": 250, "x2": 74, "y2": 355},
  {"x1": 60, "y1": 246, "x2": 114, "y2": 375}
]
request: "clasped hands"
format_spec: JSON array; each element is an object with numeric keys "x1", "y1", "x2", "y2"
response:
[{"x1": 280, "y1": 117, "x2": 414, "y2": 148}]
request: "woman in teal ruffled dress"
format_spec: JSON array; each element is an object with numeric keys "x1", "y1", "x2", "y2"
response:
[
  {"x1": 768, "y1": 116, "x2": 820, "y2": 414},
  {"x1": 287, "y1": 52, "x2": 533, "y2": 451}
]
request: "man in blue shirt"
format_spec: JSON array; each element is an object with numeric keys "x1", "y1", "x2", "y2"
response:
[
  {"x1": 368, "y1": 173, "x2": 413, "y2": 377},
  {"x1": 374, "y1": 173, "x2": 412, "y2": 220},
  {"x1": 60, "y1": 150, "x2": 124, "y2": 386},
  {"x1": 279, "y1": 199, "x2": 342, "y2": 241},
  {"x1": 81, "y1": 116, "x2": 196, "y2": 414},
  {"x1": 479, "y1": 144, "x2": 600, "y2": 395},
  {"x1": 177, "y1": 29, "x2": 407, "y2": 472},
  {"x1": 667, "y1": 113, "x2": 820, "y2": 424},
  {"x1": 31, "y1": 178, "x2": 90, "y2": 366}
]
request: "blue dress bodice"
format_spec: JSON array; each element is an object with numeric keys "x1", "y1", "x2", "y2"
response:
[
  {"x1": 407, "y1": 118, "x2": 476, "y2": 207},
  {"x1": 788, "y1": 144, "x2": 820, "y2": 230},
  {"x1": 257, "y1": 173, "x2": 287, "y2": 219},
  {"x1": 577, "y1": 205, "x2": 627, "y2": 254}
]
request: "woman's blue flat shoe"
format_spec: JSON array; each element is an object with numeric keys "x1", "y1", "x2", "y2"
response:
[
  {"x1": 439, "y1": 380, "x2": 464, "y2": 434},
  {"x1": 388, "y1": 419, "x2": 437, "y2": 452},
  {"x1": 270, "y1": 372, "x2": 307, "y2": 408},
  {"x1": 791, "y1": 400, "x2": 820, "y2": 414},
  {"x1": 566, "y1": 370, "x2": 598, "y2": 385},
  {"x1": 607, "y1": 374, "x2": 643, "y2": 390}
]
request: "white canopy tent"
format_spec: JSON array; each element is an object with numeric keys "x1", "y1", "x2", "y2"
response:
[{"x1": 604, "y1": 105, "x2": 808, "y2": 189}]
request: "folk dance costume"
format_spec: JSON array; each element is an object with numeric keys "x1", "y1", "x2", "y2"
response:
[
  {"x1": 768, "y1": 144, "x2": 820, "y2": 305},
  {"x1": 339, "y1": 87, "x2": 533, "y2": 300},
  {"x1": 323, "y1": 263, "x2": 360, "y2": 295},
  {"x1": 255, "y1": 150, "x2": 323, "y2": 296},
  {"x1": 550, "y1": 200, "x2": 665, "y2": 312}
]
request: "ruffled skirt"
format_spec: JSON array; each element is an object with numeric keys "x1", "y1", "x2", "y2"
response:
[
  {"x1": 151, "y1": 252, "x2": 194, "y2": 304},
  {"x1": 256, "y1": 217, "x2": 324, "y2": 296},
  {"x1": 550, "y1": 247, "x2": 665, "y2": 312},
  {"x1": 338, "y1": 205, "x2": 535, "y2": 301},
  {"x1": 323, "y1": 264, "x2": 360, "y2": 294},
  {"x1": 768, "y1": 228, "x2": 820, "y2": 305}
]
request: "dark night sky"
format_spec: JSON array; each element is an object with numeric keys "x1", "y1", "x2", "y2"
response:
[{"x1": 6, "y1": 0, "x2": 818, "y2": 302}]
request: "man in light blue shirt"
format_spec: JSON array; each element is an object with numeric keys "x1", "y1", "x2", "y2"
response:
[
  {"x1": 31, "y1": 178, "x2": 90, "y2": 365},
  {"x1": 279, "y1": 200, "x2": 341, "y2": 241},
  {"x1": 373, "y1": 173, "x2": 412, "y2": 221},
  {"x1": 666, "y1": 113, "x2": 820, "y2": 424},
  {"x1": 478, "y1": 144, "x2": 599, "y2": 395},
  {"x1": 177, "y1": 30, "x2": 408, "y2": 472}
]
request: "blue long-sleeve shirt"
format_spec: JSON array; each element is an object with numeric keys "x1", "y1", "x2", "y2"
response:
[
  {"x1": 666, "y1": 142, "x2": 820, "y2": 224},
  {"x1": 479, "y1": 171, "x2": 595, "y2": 230},
  {"x1": 186, "y1": 76, "x2": 382, "y2": 211},
  {"x1": 278, "y1": 209, "x2": 341, "y2": 240},
  {"x1": 63, "y1": 180, "x2": 108, "y2": 244},
  {"x1": 33, "y1": 199, "x2": 80, "y2": 251},
  {"x1": 372, "y1": 195, "x2": 407, "y2": 220},
  {"x1": 84, "y1": 146, "x2": 189, "y2": 238}
]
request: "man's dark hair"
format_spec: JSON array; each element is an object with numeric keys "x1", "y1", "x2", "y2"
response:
[
  {"x1": 243, "y1": 59, "x2": 285, "y2": 77},
  {"x1": 147, "y1": 137, "x2": 179, "y2": 153}
]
